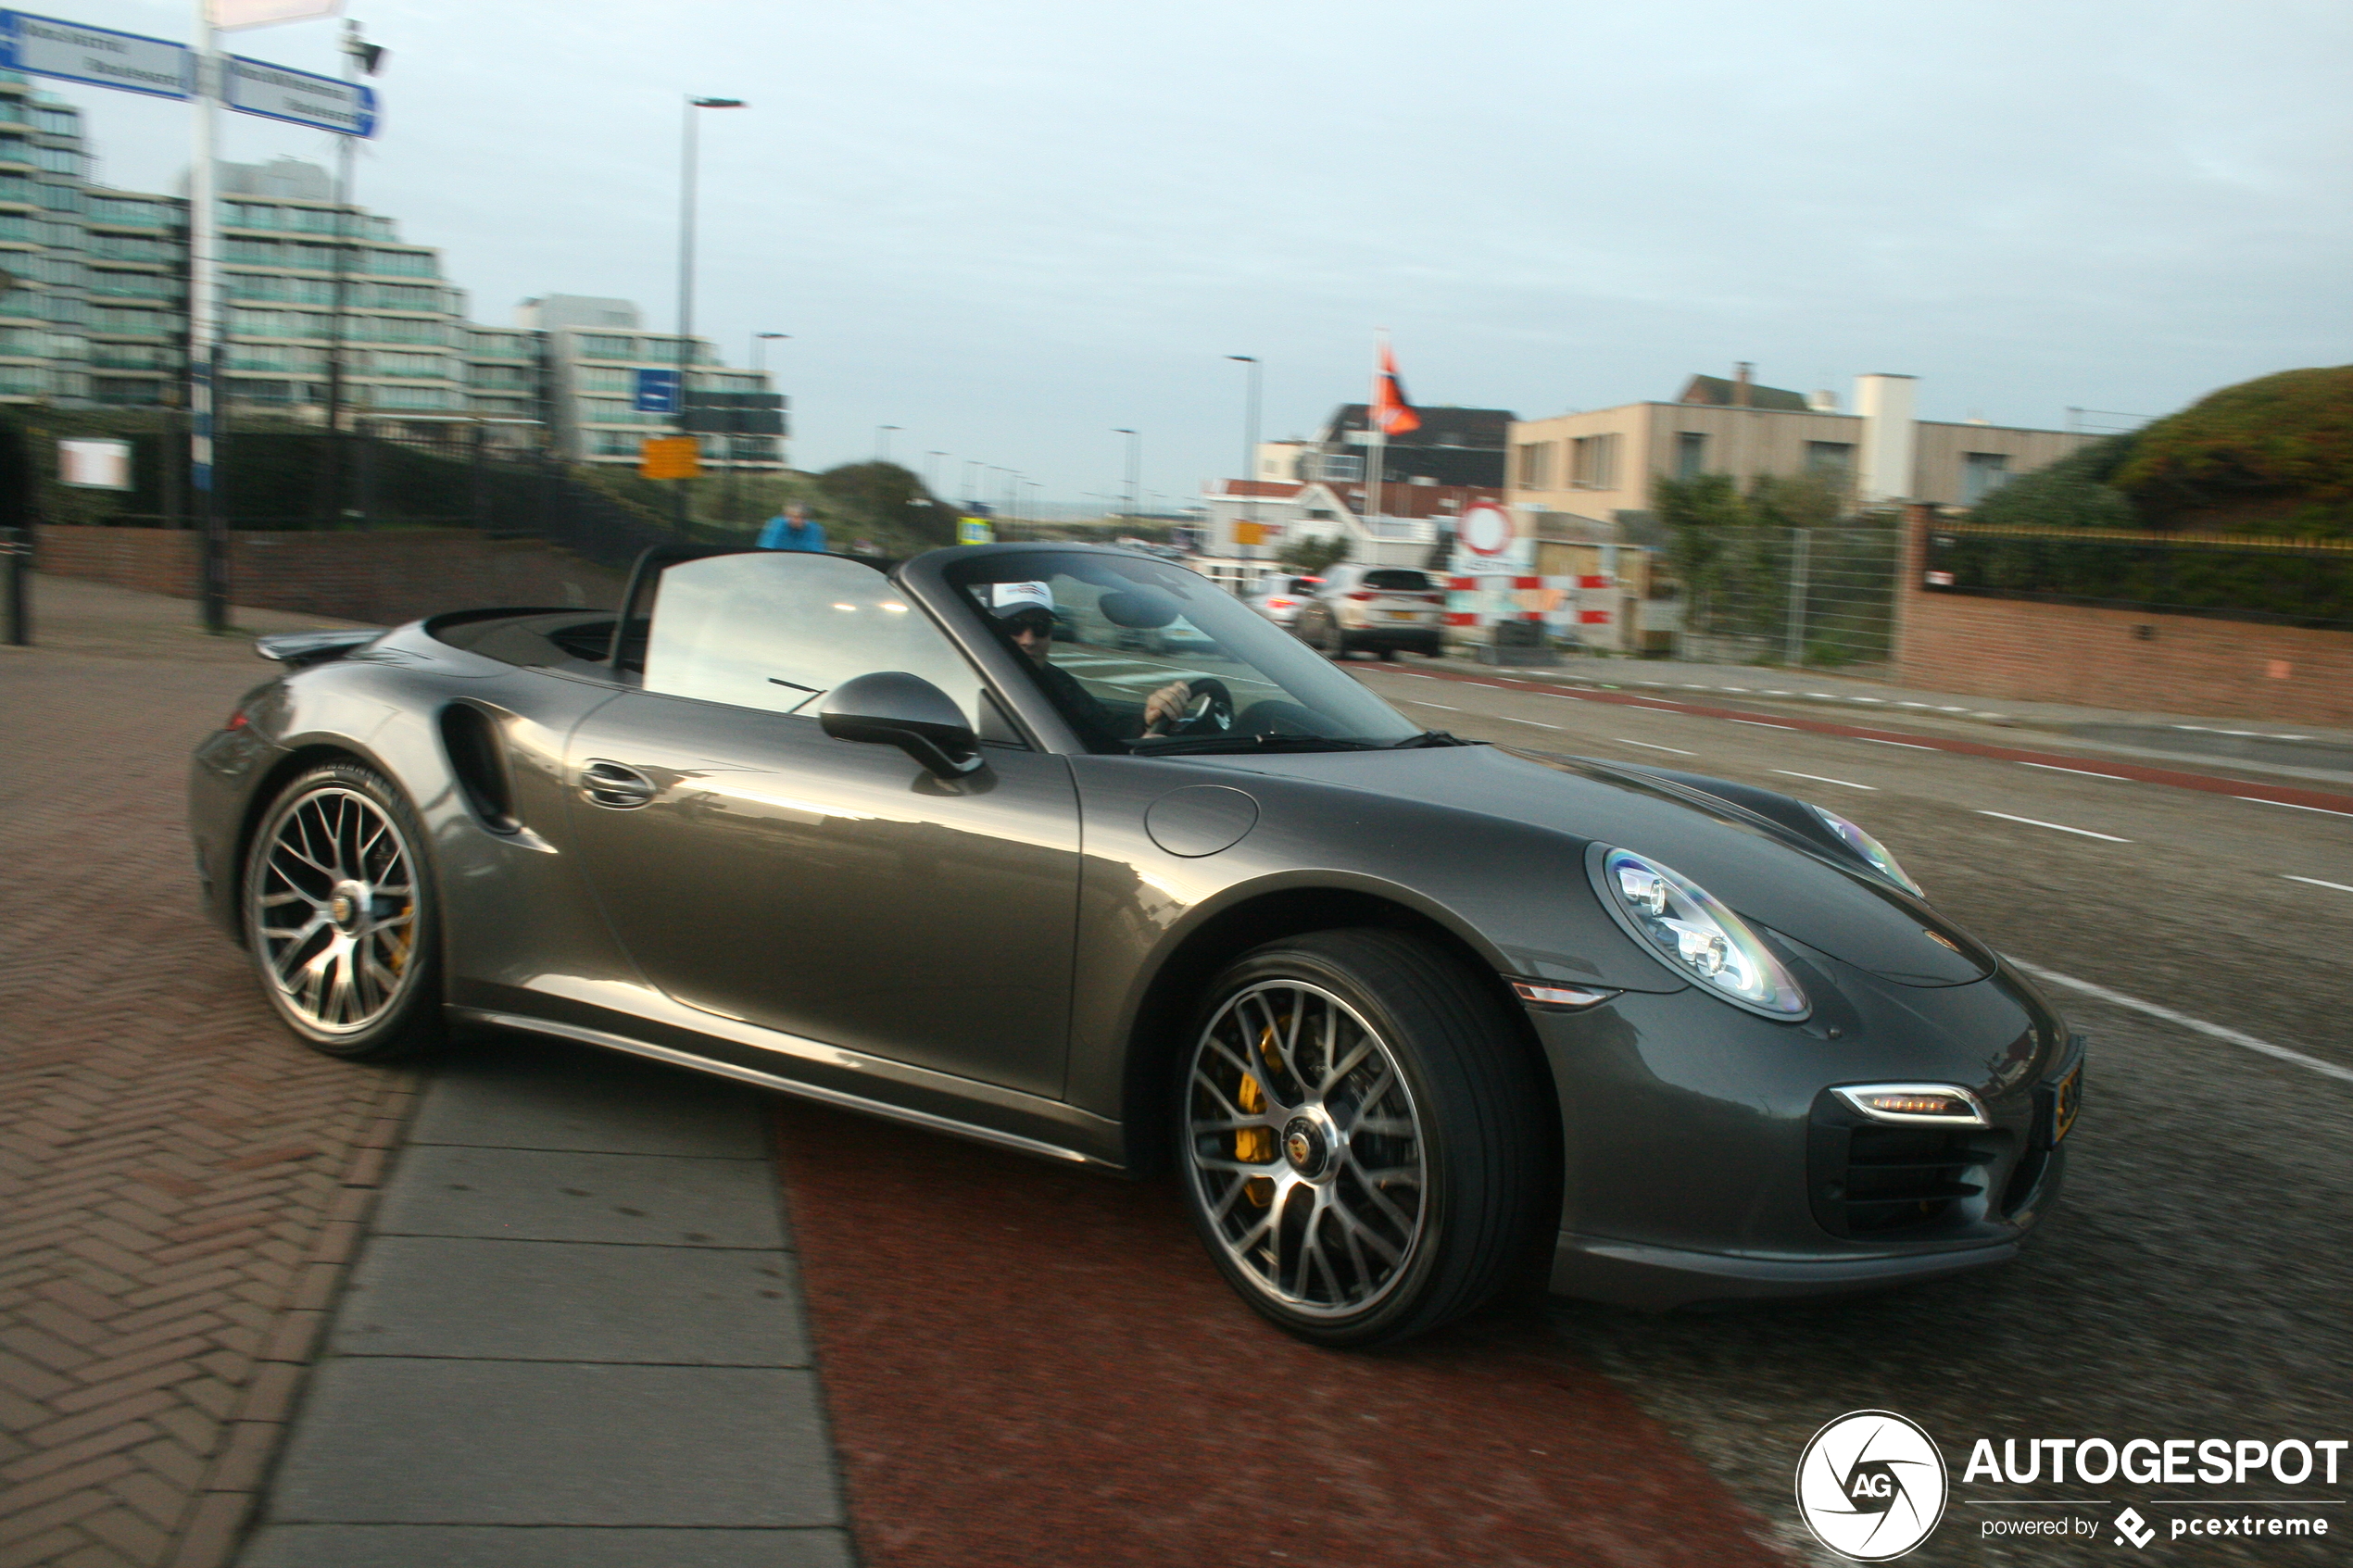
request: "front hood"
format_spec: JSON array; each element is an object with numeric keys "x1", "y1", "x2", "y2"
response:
[{"x1": 1187, "y1": 744, "x2": 1989, "y2": 987}]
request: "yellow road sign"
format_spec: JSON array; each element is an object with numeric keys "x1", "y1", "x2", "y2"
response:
[{"x1": 639, "y1": 436, "x2": 700, "y2": 480}]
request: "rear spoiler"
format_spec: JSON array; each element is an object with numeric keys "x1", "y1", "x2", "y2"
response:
[{"x1": 254, "y1": 627, "x2": 387, "y2": 670}]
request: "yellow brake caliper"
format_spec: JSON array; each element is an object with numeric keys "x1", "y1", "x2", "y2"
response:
[
  {"x1": 382, "y1": 900, "x2": 414, "y2": 976},
  {"x1": 1233, "y1": 1020, "x2": 1283, "y2": 1206}
]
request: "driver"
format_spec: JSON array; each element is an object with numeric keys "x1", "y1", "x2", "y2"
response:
[{"x1": 986, "y1": 583, "x2": 1194, "y2": 742}]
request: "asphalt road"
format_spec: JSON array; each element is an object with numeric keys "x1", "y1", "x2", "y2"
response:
[{"x1": 1337, "y1": 660, "x2": 2353, "y2": 1566}]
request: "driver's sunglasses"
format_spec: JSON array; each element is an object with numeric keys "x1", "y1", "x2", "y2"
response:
[{"x1": 1000, "y1": 612, "x2": 1053, "y2": 640}]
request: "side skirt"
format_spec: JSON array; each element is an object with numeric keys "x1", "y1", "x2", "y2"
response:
[{"x1": 448, "y1": 1006, "x2": 1122, "y2": 1171}]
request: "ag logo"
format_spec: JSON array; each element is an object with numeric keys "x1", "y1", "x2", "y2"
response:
[{"x1": 1794, "y1": 1410, "x2": 1948, "y2": 1561}]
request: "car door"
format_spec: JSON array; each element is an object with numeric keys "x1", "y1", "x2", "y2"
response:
[{"x1": 562, "y1": 551, "x2": 1080, "y2": 1098}]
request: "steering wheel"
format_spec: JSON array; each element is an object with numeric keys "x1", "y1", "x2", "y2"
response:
[{"x1": 1168, "y1": 677, "x2": 1235, "y2": 735}]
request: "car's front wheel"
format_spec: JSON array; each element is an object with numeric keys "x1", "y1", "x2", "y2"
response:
[
  {"x1": 242, "y1": 761, "x2": 444, "y2": 1061},
  {"x1": 1177, "y1": 929, "x2": 1547, "y2": 1347}
]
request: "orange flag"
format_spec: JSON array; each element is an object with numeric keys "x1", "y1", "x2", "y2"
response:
[{"x1": 1372, "y1": 341, "x2": 1420, "y2": 436}]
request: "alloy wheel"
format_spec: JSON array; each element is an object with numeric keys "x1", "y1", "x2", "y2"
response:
[
  {"x1": 250, "y1": 785, "x2": 421, "y2": 1034},
  {"x1": 1184, "y1": 979, "x2": 1427, "y2": 1317}
]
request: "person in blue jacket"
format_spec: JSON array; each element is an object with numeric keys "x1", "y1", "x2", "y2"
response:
[{"x1": 757, "y1": 503, "x2": 825, "y2": 552}]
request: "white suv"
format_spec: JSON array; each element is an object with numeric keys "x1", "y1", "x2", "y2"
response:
[{"x1": 1295, "y1": 565, "x2": 1447, "y2": 660}]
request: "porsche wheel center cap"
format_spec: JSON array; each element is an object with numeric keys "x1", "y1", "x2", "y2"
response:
[
  {"x1": 1282, "y1": 1117, "x2": 1329, "y2": 1177},
  {"x1": 327, "y1": 884, "x2": 366, "y2": 933}
]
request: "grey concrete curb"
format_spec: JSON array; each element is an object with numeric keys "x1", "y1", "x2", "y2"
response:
[{"x1": 234, "y1": 1036, "x2": 854, "y2": 1568}]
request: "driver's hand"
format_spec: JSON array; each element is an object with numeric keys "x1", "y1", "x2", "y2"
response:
[{"x1": 1142, "y1": 681, "x2": 1192, "y2": 732}]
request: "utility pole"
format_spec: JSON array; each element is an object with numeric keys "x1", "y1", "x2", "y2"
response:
[
  {"x1": 1112, "y1": 428, "x2": 1139, "y2": 523},
  {"x1": 1227, "y1": 356, "x2": 1260, "y2": 571}
]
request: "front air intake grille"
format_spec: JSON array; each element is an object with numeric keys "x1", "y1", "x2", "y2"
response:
[
  {"x1": 1808, "y1": 1110, "x2": 2011, "y2": 1241},
  {"x1": 1839, "y1": 1126, "x2": 1995, "y2": 1236}
]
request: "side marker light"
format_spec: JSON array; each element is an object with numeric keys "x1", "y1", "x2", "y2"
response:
[{"x1": 1512, "y1": 981, "x2": 1615, "y2": 1010}]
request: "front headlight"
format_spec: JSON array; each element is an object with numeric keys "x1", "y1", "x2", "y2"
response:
[
  {"x1": 1808, "y1": 805, "x2": 1925, "y2": 898},
  {"x1": 1592, "y1": 847, "x2": 1810, "y2": 1020}
]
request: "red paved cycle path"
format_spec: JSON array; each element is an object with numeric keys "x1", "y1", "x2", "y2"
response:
[{"x1": 773, "y1": 1102, "x2": 1790, "y2": 1568}]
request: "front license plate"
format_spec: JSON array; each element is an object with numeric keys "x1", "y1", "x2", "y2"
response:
[{"x1": 2052, "y1": 1065, "x2": 2082, "y2": 1142}]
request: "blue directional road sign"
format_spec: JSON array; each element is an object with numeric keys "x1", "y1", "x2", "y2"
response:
[
  {"x1": 226, "y1": 55, "x2": 376, "y2": 137},
  {"x1": 632, "y1": 369, "x2": 683, "y2": 414},
  {"x1": 0, "y1": 11, "x2": 192, "y2": 100}
]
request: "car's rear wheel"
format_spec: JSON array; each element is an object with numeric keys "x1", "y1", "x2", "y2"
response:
[
  {"x1": 1176, "y1": 929, "x2": 1547, "y2": 1348},
  {"x1": 242, "y1": 761, "x2": 443, "y2": 1061}
]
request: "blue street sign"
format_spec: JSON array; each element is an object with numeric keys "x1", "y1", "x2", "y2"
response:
[
  {"x1": 0, "y1": 11, "x2": 192, "y2": 100},
  {"x1": 633, "y1": 369, "x2": 683, "y2": 414},
  {"x1": 226, "y1": 55, "x2": 376, "y2": 137}
]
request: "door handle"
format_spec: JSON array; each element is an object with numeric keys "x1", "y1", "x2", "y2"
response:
[{"x1": 580, "y1": 759, "x2": 658, "y2": 809}]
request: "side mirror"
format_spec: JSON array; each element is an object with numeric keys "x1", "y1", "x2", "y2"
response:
[{"x1": 819, "y1": 671, "x2": 985, "y2": 778}]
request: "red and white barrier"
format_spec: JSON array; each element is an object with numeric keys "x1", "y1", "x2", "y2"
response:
[{"x1": 1445, "y1": 574, "x2": 1615, "y2": 633}]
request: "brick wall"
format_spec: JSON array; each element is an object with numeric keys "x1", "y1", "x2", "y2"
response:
[
  {"x1": 1893, "y1": 508, "x2": 2353, "y2": 726},
  {"x1": 33, "y1": 526, "x2": 623, "y2": 624}
]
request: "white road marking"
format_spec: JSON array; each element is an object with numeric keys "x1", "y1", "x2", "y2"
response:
[
  {"x1": 2238, "y1": 797, "x2": 2353, "y2": 820},
  {"x1": 2020, "y1": 761, "x2": 2130, "y2": 780},
  {"x1": 1730, "y1": 719, "x2": 1796, "y2": 731},
  {"x1": 1615, "y1": 738, "x2": 1695, "y2": 754},
  {"x1": 1774, "y1": 770, "x2": 1876, "y2": 791},
  {"x1": 1860, "y1": 737, "x2": 1936, "y2": 750},
  {"x1": 1398, "y1": 672, "x2": 1435, "y2": 679},
  {"x1": 1407, "y1": 700, "x2": 1458, "y2": 710},
  {"x1": 2008, "y1": 960, "x2": 2353, "y2": 1087},
  {"x1": 1977, "y1": 810, "x2": 2131, "y2": 842},
  {"x1": 1497, "y1": 716, "x2": 1562, "y2": 728},
  {"x1": 2284, "y1": 874, "x2": 2353, "y2": 893}
]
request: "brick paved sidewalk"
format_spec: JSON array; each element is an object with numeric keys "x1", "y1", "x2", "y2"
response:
[{"x1": 1, "y1": 577, "x2": 416, "y2": 1568}]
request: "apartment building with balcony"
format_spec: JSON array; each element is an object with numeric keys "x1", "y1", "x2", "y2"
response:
[
  {"x1": 519, "y1": 294, "x2": 784, "y2": 472},
  {"x1": 1507, "y1": 368, "x2": 2093, "y2": 531},
  {"x1": 0, "y1": 72, "x2": 107, "y2": 407}
]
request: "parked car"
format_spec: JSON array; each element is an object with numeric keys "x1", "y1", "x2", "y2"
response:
[
  {"x1": 1294, "y1": 564, "x2": 1447, "y2": 659},
  {"x1": 1243, "y1": 574, "x2": 1323, "y2": 630},
  {"x1": 190, "y1": 542, "x2": 2079, "y2": 1348}
]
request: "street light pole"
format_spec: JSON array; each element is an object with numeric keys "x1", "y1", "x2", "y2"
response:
[
  {"x1": 876, "y1": 425, "x2": 900, "y2": 464},
  {"x1": 676, "y1": 94, "x2": 744, "y2": 533},
  {"x1": 925, "y1": 450, "x2": 947, "y2": 498},
  {"x1": 1112, "y1": 428, "x2": 1139, "y2": 524},
  {"x1": 1228, "y1": 356, "x2": 1261, "y2": 579}
]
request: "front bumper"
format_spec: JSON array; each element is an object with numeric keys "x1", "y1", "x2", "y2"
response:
[
  {"x1": 1551, "y1": 1233, "x2": 2021, "y2": 1311},
  {"x1": 1529, "y1": 940, "x2": 2079, "y2": 1311}
]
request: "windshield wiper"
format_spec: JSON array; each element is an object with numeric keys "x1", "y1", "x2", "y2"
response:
[
  {"x1": 1128, "y1": 733, "x2": 1387, "y2": 757},
  {"x1": 1389, "y1": 730, "x2": 1481, "y2": 748}
]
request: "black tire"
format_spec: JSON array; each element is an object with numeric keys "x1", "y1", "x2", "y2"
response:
[
  {"x1": 1315, "y1": 614, "x2": 1350, "y2": 660},
  {"x1": 1175, "y1": 929, "x2": 1548, "y2": 1348},
  {"x1": 1377, "y1": 646, "x2": 1398, "y2": 661},
  {"x1": 242, "y1": 760, "x2": 445, "y2": 1061}
]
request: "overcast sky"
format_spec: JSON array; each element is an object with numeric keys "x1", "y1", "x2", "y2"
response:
[{"x1": 49, "y1": 0, "x2": 2353, "y2": 506}]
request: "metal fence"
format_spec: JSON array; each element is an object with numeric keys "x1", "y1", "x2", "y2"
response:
[
  {"x1": 35, "y1": 426, "x2": 693, "y2": 576},
  {"x1": 1670, "y1": 523, "x2": 1902, "y2": 671}
]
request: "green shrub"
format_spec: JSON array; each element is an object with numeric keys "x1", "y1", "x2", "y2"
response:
[{"x1": 2111, "y1": 365, "x2": 2353, "y2": 535}]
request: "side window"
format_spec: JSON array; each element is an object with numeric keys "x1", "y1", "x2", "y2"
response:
[{"x1": 642, "y1": 554, "x2": 987, "y2": 725}]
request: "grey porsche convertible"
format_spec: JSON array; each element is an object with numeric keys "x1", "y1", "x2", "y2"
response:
[{"x1": 190, "y1": 542, "x2": 2082, "y2": 1348}]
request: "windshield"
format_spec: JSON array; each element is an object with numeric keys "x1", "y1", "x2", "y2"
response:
[{"x1": 942, "y1": 548, "x2": 1425, "y2": 752}]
